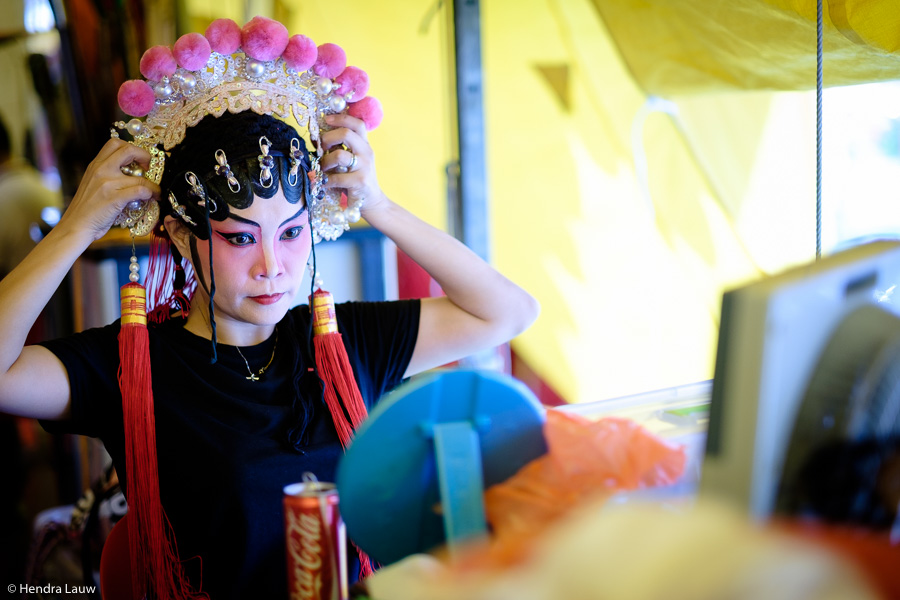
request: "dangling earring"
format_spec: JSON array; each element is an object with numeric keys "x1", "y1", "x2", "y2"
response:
[{"x1": 307, "y1": 260, "x2": 324, "y2": 291}]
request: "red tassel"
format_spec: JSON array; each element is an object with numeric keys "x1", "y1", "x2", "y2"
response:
[
  {"x1": 355, "y1": 542, "x2": 376, "y2": 578},
  {"x1": 310, "y1": 289, "x2": 377, "y2": 578},
  {"x1": 312, "y1": 290, "x2": 368, "y2": 449},
  {"x1": 118, "y1": 282, "x2": 207, "y2": 600}
]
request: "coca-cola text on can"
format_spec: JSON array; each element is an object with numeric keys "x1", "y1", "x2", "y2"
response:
[{"x1": 284, "y1": 476, "x2": 348, "y2": 600}]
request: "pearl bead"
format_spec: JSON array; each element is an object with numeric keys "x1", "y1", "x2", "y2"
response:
[
  {"x1": 329, "y1": 210, "x2": 347, "y2": 226},
  {"x1": 130, "y1": 255, "x2": 138, "y2": 263},
  {"x1": 129, "y1": 272, "x2": 139, "y2": 283},
  {"x1": 154, "y1": 81, "x2": 173, "y2": 98},
  {"x1": 177, "y1": 72, "x2": 197, "y2": 91},
  {"x1": 327, "y1": 95, "x2": 347, "y2": 113},
  {"x1": 313, "y1": 78, "x2": 333, "y2": 96},
  {"x1": 125, "y1": 118, "x2": 143, "y2": 136},
  {"x1": 246, "y1": 59, "x2": 265, "y2": 78},
  {"x1": 129, "y1": 262, "x2": 140, "y2": 273},
  {"x1": 345, "y1": 206, "x2": 361, "y2": 223}
]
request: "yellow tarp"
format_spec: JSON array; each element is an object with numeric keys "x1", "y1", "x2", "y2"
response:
[
  {"x1": 593, "y1": 0, "x2": 900, "y2": 94},
  {"x1": 489, "y1": 0, "x2": 900, "y2": 402}
]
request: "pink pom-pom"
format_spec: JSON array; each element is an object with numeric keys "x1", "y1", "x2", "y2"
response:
[
  {"x1": 205, "y1": 18, "x2": 242, "y2": 54},
  {"x1": 140, "y1": 46, "x2": 177, "y2": 81},
  {"x1": 282, "y1": 34, "x2": 317, "y2": 72},
  {"x1": 241, "y1": 16, "x2": 289, "y2": 61},
  {"x1": 334, "y1": 66, "x2": 369, "y2": 102},
  {"x1": 348, "y1": 96, "x2": 383, "y2": 130},
  {"x1": 118, "y1": 80, "x2": 156, "y2": 117},
  {"x1": 173, "y1": 33, "x2": 211, "y2": 71},
  {"x1": 312, "y1": 43, "x2": 347, "y2": 79}
]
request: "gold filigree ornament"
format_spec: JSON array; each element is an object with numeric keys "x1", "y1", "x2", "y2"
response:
[{"x1": 109, "y1": 125, "x2": 163, "y2": 237}]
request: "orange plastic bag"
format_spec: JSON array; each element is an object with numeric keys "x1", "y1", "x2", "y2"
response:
[{"x1": 475, "y1": 409, "x2": 686, "y2": 567}]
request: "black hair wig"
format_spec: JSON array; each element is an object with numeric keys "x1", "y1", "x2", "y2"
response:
[{"x1": 159, "y1": 111, "x2": 312, "y2": 236}]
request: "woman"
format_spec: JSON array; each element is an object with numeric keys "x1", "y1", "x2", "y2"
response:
[{"x1": 0, "y1": 17, "x2": 538, "y2": 600}]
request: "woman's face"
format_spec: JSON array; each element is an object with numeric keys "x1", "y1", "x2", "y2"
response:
[{"x1": 190, "y1": 190, "x2": 311, "y2": 331}]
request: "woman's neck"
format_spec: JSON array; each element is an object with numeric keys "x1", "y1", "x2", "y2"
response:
[{"x1": 184, "y1": 305, "x2": 276, "y2": 347}]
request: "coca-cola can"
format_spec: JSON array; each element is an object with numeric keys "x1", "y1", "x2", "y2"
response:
[{"x1": 284, "y1": 474, "x2": 348, "y2": 600}]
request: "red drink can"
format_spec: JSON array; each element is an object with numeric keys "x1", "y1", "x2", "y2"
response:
[{"x1": 284, "y1": 474, "x2": 348, "y2": 600}]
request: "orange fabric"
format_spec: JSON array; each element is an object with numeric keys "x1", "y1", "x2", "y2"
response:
[{"x1": 460, "y1": 410, "x2": 686, "y2": 569}]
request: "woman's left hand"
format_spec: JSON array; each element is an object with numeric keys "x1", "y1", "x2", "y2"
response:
[{"x1": 318, "y1": 113, "x2": 388, "y2": 216}]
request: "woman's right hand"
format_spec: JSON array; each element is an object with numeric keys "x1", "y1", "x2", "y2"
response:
[{"x1": 58, "y1": 138, "x2": 161, "y2": 242}]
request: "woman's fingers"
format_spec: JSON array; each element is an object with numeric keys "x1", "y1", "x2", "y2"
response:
[
  {"x1": 105, "y1": 140, "x2": 154, "y2": 175},
  {"x1": 60, "y1": 142, "x2": 161, "y2": 241},
  {"x1": 319, "y1": 146, "x2": 359, "y2": 173},
  {"x1": 92, "y1": 137, "x2": 131, "y2": 163},
  {"x1": 116, "y1": 175, "x2": 160, "y2": 200},
  {"x1": 93, "y1": 141, "x2": 159, "y2": 212},
  {"x1": 323, "y1": 113, "x2": 368, "y2": 142},
  {"x1": 90, "y1": 174, "x2": 159, "y2": 215},
  {"x1": 320, "y1": 126, "x2": 368, "y2": 156}
]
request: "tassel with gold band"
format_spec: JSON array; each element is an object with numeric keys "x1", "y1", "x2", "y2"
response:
[
  {"x1": 118, "y1": 246, "x2": 206, "y2": 600},
  {"x1": 311, "y1": 288, "x2": 376, "y2": 578},
  {"x1": 312, "y1": 289, "x2": 368, "y2": 448}
]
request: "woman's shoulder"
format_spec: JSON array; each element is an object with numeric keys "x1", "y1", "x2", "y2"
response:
[
  {"x1": 39, "y1": 319, "x2": 121, "y2": 351},
  {"x1": 35, "y1": 320, "x2": 124, "y2": 384},
  {"x1": 283, "y1": 298, "x2": 420, "y2": 339},
  {"x1": 334, "y1": 298, "x2": 421, "y2": 320}
]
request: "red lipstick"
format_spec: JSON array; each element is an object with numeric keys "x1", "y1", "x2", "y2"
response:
[{"x1": 249, "y1": 293, "x2": 284, "y2": 305}]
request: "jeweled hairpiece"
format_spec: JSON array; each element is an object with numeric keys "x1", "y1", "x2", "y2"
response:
[
  {"x1": 214, "y1": 149, "x2": 240, "y2": 193},
  {"x1": 168, "y1": 192, "x2": 197, "y2": 226},
  {"x1": 288, "y1": 138, "x2": 303, "y2": 187},
  {"x1": 110, "y1": 16, "x2": 384, "y2": 242},
  {"x1": 257, "y1": 136, "x2": 274, "y2": 188}
]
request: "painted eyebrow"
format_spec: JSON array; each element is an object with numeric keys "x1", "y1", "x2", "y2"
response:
[
  {"x1": 225, "y1": 206, "x2": 308, "y2": 229},
  {"x1": 227, "y1": 214, "x2": 260, "y2": 227},
  {"x1": 280, "y1": 207, "x2": 307, "y2": 228}
]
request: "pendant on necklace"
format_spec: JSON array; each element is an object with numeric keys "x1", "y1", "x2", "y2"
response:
[{"x1": 235, "y1": 331, "x2": 278, "y2": 383}]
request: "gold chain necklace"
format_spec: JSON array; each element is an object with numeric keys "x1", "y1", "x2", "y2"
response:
[{"x1": 235, "y1": 331, "x2": 278, "y2": 382}]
